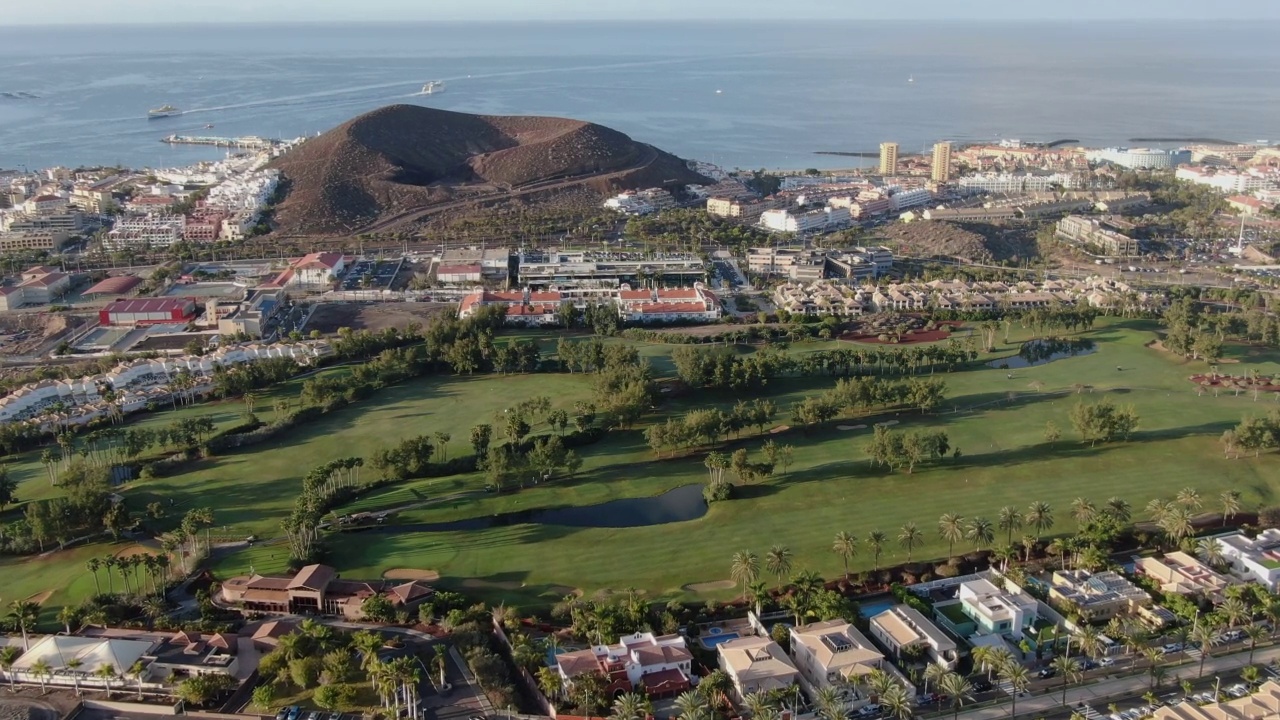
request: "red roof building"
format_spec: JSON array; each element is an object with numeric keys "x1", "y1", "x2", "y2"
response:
[
  {"x1": 84, "y1": 275, "x2": 144, "y2": 297},
  {"x1": 100, "y1": 297, "x2": 197, "y2": 326}
]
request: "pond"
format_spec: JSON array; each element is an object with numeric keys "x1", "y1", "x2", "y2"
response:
[
  {"x1": 360, "y1": 483, "x2": 708, "y2": 533},
  {"x1": 987, "y1": 338, "x2": 1096, "y2": 369}
]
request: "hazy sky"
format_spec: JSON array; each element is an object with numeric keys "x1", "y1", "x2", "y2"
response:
[{"x1": 7, "y1": 0, "x2": 1280, "y2": 24}]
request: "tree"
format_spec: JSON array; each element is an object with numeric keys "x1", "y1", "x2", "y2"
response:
[
  {"x1": 315, "y1": 683, "x2": 356, "y2": 711},
  {"x1": 938, "y1": 672, "x2": 974, "y2": 720},
  {"x1": 611, "y1": 691, "x2": 651, "y2": 720},
  {"x1": 813, "y1": 686, "x2": 844, "y2": 720},
  {"x1": 95, "y1": 663, "x2": 117, "y2": 697},
  {"x1": 880, "y1": 683, "x2": 914, "y2": 720},
  {"x1": 1220, "y1": 490, "x2": 1241, "y2": 527},
  {"x1": 1051, "y1": 656, "x2": 1082, "y2": 706},
  {"x1": 765, "y1": 546, "x2": 793, "y2": 586},
  {"x1": 252, "y1": 684, "x2": 276, "y2": 712},
  {"x1": 7, "y1": 600, "x2": 39, "y2": 650},
  {"x1": 29, "y1": 658, "x2": 52, "y2": 694},
  {"x1": 832, "y1": 531, "x2": 858, "y2": 579},
  {"x1": 867, "y1": 531, "x2": 887, "y2": 572},
  {"x1": 0, "y1": 468, "x2": 15, "y2": 512},
  {"x1": 731, "y1": 550, "x2": 760, "y2": 597},
  {"x1": 938, "y1": 513, "x2": 965, "y2": 558},
  {"x1": 1071, "y1": 497, "x2": 1096, "y2": 527},
  {"x1": 966, "y1": 517, "x2": 994, "y2": 552},
  {"x1": 1026, "y1": 501, "x2": 1054, "y2": 540},
  {"x1": 999, "y1": 663, "x2": 1030, "y2": 718},
  {"x1": 998, "y1": 506, "x2": 1023, "y2": 546},
  {"x1": 65, "y1": 657, "x2": 85, "y2": 695},
  {"x1": 0, "y1": 646, "x2": 19, "y2": 693},
  {"x1": 898, "y1": 522, "x2": 923, "y2": 563},
  {"x1": 1177, "y1": 486, "x2": 1202, "y2": 510},
  {"x1": 1069, "y1": 399, "x2": 1139, "y2": 446}
]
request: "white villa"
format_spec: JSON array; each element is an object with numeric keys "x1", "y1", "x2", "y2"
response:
[
  {"x1": 869, "y1": 605, "x2": 959, "y2": 670},
  {"x1": 1216, "y1": 530, "x2": 1280, "y2": 592},
  {"x1": 789, "y1": 620, "x2": 885, "y2": 709},
  {"x1": 717, "y1": 635, "x2": 800, "y2": 701}
]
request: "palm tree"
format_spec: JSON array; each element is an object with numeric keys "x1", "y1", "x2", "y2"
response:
[
  {"x1": 29, "y1": 659, "x2": 52, "y2": 694},
  {"x1": 1198, "y1": 538, "x2": 1226, "y2": 568},
  {"x1": 742, "y1": 691, "x2": 773, "y2": 719},
  {"x1": 938, "y1": 513, "x2": 965, "y2": 558},
  {"x1": 66, "y1": 658, "x2": 85, "y2": 695},
  {"x1": 747, "y1": 581, "x2": 770, "y2": 617},
  {"x1": 1220, "y1": 490, "x2": 1241, "y2": 527},
  {"x1": 765, "y1": 546, "x2": 793, "y2": 587},
  {"x1": 1000, "y1": 664, "x2": 1030, "y2": 718},
  {"x1": 1026, "y1": 501, "x2": 1054, "y2": 539},
  {"x1": 998, "y1": 506, "x2": 1023, "y2": 545},
  {"x1": 922, "y1": 663, "x2": 948, "y2": 696},
  {"x1": 1244, "y1": 625, "x2": 1268, "y2": 665},
  {"x1": 673, "y1": 691, "x2": 708, "y2": 720},
  {"x1": 95, "y1": 663, "x2": 117, "y2": 697},
  {"x1": 698, "y1": 669, "x2": 731, "y2": 711},
  {"x1": 58, "y1": 606, "x2": 79, "y2": 635},
  {"x1": 86, "y1": 558, "x2": 102, "y2": 596},
  {"x1": 610, "y1": 691, "x2": 650, "y2": 720},
  {"x1": 1051, "y1": 656, "x2": 1082, "y2": 705},
  {"x1": 1141, "y1": 648, "x2": 1165, "y2": 689},
  {"x1": 7, "y1": 600, "x2": 39, "y2": 650},
  {"x1": 1241, "y1": 665, "x2": 1262, "y2": 688},
  {"x1": 1105, "y1": 497, "x2": 1132, "y2": 523},
  {"x1": 351, "y1": 630, "x2": 385, "y2": 673},
  {"x1": 1193, "y1": 624, "x2": 1217, "y2": 678},
  {"x1": 1076, "y1": 625, "x2": 1104, "y2": 662},
  {"x1": 813, "y1": 685, "x2": 845, "y2": 720},
  {"x1": 731, "y1": 550, "x2": 760, "y2": 597},
  {"x1": 898, "y1": 522, "x2": 923, "y2": 563},
  {"x1": 1160, "y1": 507, "x2": 1194, "y2": 545},
  {"x1": 867, "y1": 531, "x2": 887, "y2": 572},
  {"x1": 880, "y1": 683, "x2": 914, "y2": 720},
  {"x1": 832, "y1": 531, "x2": 858, "y2": 579},
  {"x1": 938, "y1": 673, "x2": 974, "y2": 720},
  {"x1": 129, "y1": 661, "x2": 147, "y2": 700},
  {"x1": 1176, "y1": 487, "x2": 1202, "y2": 510},
  {"x1": 966, "y1": 517, "x2": 994, "y2": 553},
  {"x1": 1219, "y1": 597, "x2": 1250, "y2": 628},
  {"x1": 0, "y1": 646, "x2": 20, "y2": 693},
  {"x1": 1071, "y1": 497, "x2": 1096, "y2": 527}
]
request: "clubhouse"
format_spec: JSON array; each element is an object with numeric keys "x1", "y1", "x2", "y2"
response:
[{"x1": 220, "y1": 564, "x2": 433, "y2": 620}]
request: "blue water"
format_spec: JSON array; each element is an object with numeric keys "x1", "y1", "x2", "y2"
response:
[
  {"x1": 1, "y1": 21, "x2": 1279, "y2": 170},
  {"x1": 859, "y1": 598, "x2": 896, "y2": 619},
  {"x1": 700, "y1": 632, "x2": 740, "y2": 649}
]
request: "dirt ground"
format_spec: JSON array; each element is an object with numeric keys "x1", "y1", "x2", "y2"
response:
[
  {"x1": 0, "y1": 312, "x2": 84, "y2": 359},
  {"x1": 304, "y1": 301, "x2": 453, "y2": 334}
]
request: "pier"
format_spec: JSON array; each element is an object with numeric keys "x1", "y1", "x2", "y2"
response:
[{"x1": 161, "y1": 135, "x2": 279, "y2": 150}]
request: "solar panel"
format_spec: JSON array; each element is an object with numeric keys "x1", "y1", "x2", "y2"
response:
[{"x1": 822, "y1": 633, "x2": 854, "y2": 653}]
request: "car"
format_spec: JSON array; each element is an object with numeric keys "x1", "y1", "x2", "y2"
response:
[
  {"x1": 326, "y1": 714, "x2": 344, "y2": 720},
  {"x1": 1079, "y1": 659, "x2": 1099, "y2": 670},
  {"x1": 970, "y1": 677, "x2": 993, "y2": 693},
  {"x1": 856, "y1": 703, "x2": 882, "y2": 717},
  {"x1": 1161, "y1": 643, "x2": 1183, "y2": 653},
  {"x1": 286, "y1": 707, "x2": 302, "y2": 720},
  {"x1": 1226, "y1": 683, "x2": 1249, "y2": 698},
  {"x1": 1098, "y1": 657, "x2": 1116, "y2": 667},
  {"x1": 1037, "y1": 667, "x2": 1056, "y2": 679},
  {"x1": 275, "y1": 709, "x2": 290, "y2": 720},
  {"x1": 306, "y1": 712, "x2": 323, "y2": 720},
  {"x1": 468, "y1": 716, "x2": 486, "y2": 720}
]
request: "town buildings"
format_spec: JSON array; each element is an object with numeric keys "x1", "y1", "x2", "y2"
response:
[
  {"x1": 6, "y1": 265, "x2": 72, "y2": 306},
  {"x1": 216, "y1": 289, "x2": 287, "y2": 338},
  {"x1": 515, "y1": 251, "x2": 705, "y2": 289},
  {"x1": 758, "y1": 207, "x2": 852, "y2": 234},
  {"x1": 219, "y1": 564, "x2": 433, "y2": 619},
  {"x1": 957, "y1": 172, "x2": 1081, "y2": 194},
  {"x1": 932, "y1": 142, "x2": 954, "y2": 182},
  {"x1": 868, "y1": 605, "x2": 959, "y2": 670},
  {"x1": 1150, "y1": 680, "x2": 1280, "y2": 720},
  {"x1": 1175, "y1": 166, "x2": 1275, "y2": 193},
  {"x1": 1215, "y1": 530, "x2": 1280, "y2": 592},
  {"x1": 772, "y1": 276, "x2": 1139, "y2": 317},
  {"x1": 103, "y1": 214, "x2": 186, "y2": 251},
  {"x1": 457, "y1": 283, "x2": 721, "y2": 326},
  {"x1": 716, "y1": 635, "x2": 800, "y2": 701},
  {"x1": 1056, "y1": 215, "x2": 1140, "y2": 256},
  {"x1": 747, "y1": 247, "x2": 891, "y2": 282},
  {"x1": 879, "y1": 142, "x2": 900, "y2": 176},
  {"x1": 1087, "y1": 147, "x2": 1192, "y2": 169},
  {"x1": 603, "y1": 188, "x2": 678, "y2": 215}
]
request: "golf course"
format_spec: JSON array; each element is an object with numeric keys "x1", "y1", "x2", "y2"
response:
[{"x1": 3, "y1": 317, "x2": 1279, "y2": 619}]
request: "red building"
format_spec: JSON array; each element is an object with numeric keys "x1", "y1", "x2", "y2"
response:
[{"x1": 100, "y1": 297, "x2": 197, "y2": 326}]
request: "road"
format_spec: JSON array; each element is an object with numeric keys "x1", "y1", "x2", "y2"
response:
[
  {"x1": 950, "y1": 643, "x2": 1280, "y2": 720},
  {"x1": 355, "y1": 144, "x2": 661, "y2": 234}
]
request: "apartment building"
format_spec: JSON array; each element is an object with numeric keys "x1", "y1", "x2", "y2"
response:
[
  {"x1": 758, "y1": 206, "x2": 852, "y2": 234},
  {"x1": 1056, "y1": 216, "x2": 1140, "y2": 257},
  {"x1": 879, "y1": 142, "x2": 900, "y2": 176},
  {"x1": 1135, "y1": 551, "x2": 1234, "y2": 601},
  {"x1": 932, "y1": 142, "x2": 954, "y2": 182},
  {"x1": 1216, "y1": 530, "x2": 1280, "y2": 592},
  {"x1": 556, "y1": 632, "x2": 694, "y2": 699},
  {"x1": 1047, "y1": 570, "x2": 1153, "y2": 623},
  {"x1": 104, "y1": 214, "x2": 186, "y2": 250}
]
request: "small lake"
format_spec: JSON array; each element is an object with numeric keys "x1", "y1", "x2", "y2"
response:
[
  {"x1": 987, "y1": 338, "x2": 1096, "y2": 369},
  {"x1": 360, "y1": 484, "x2": 708, "y2": 533}
]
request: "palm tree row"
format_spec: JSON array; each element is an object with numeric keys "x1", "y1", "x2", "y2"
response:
[{"x1": 85, "y1": 551, "x2": 172, "y2": 598}]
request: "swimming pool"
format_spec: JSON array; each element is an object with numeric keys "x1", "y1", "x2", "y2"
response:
[
  {"x1": 859, "y1": 597, "x2": 895, "y2": 618},
  {"x1": 700, "y1": 632, "x2": 740, "y2": 649}
]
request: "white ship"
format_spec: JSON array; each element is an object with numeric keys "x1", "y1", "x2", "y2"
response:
[
  {"x1": 148, "y1": 105, "x2": 182, "y2": 119},
  {"x1": 418, "y1": 81, "x2": 444, "y2": 95}
]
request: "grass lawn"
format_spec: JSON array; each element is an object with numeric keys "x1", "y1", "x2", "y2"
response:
[{"x1": 18, "y1": 317, "x2": 1280, "y2": 617}]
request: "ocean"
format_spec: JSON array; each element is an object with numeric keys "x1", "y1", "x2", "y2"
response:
[{"x1": 0, "y1": 20, "x2": 1278, "y2": 172}]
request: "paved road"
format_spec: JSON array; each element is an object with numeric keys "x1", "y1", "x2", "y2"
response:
[{"x1": 953, "y1": 644, "x2": 1280, "y2": 720}]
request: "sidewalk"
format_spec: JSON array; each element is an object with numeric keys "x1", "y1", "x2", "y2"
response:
[{"x1": 955, "y1": 644, "x2": 1280, "y2": 720}]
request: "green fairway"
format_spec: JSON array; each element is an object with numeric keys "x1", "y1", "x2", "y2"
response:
[{"x1": 15, "y1": 317, "x2": 1280, "y2": 617}]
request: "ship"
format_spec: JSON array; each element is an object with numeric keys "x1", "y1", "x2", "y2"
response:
[
  {"x1": 148, "y1": 105, "x2": 182, "y2": 119},
  {"x1": 418, "y1": 81, "x2": 444, "y2": 95}
]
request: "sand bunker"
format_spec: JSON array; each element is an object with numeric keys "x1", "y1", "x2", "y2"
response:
[
  {"x1": 24, "y1": 590, "x2": 52, "y2": 604},
  {"x1": 382, "y1": 568, "x2": 441, "y2": 581},
  {"x1": 769, "y1": 425, "x2": 791, "y2": 434},
  {"x1": 113, "y1": 544, "x2": 153, "y2": 559},
  {"x1": 879, "y1": 420, "x2": 900, "y2": 426},
  {"x1": 836, "y1": 424, "x2": 867, "y2": 431},
  {"x1": 682, "y1": 580, "x2": 736, "y2": 593}
]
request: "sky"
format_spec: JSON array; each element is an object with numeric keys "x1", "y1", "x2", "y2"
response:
[{"x1": 6, "y1": 0, "x2": 1280, "y2": 24}]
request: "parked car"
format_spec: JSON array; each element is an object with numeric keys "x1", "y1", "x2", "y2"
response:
[
  {"x1": 1037, "y1": 667, "x2": 1056, "y2": 679},
  {"x1": 1226, "y1": 683, "x2": 1249, "y2": 698},
  {"x1": 1079, "y1": 659, "x2": 1099, "y2": 670},
  {"x1": 1098, "y1": 657, "x2": 1116, "y2": 667},
  {"x1": 285, "y1": 707, "x2": 302, "y2": 720},
  {"x1": 1161, "y1": 643, "x2": 1183, "y2": 654},
  {"x1": 306, "y1": 712, "x2": 323, "y2": 720},
  {"x1": 857, "y1": 703, "x2": 882, "y2": 717},
  {"x1": 970, "y1": 677, "x2": 993, "y2": 693},
  {"x1": 275, "y1": 709, "x2": 290, "y2": 720}
]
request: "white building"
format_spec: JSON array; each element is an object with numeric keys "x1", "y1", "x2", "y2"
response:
[
  {"x1": 957, "y1": 577, "x2": 1038, "y2": 639},
  {"x1": 1175, "y1": 166, "x2": 1274, "y2": 194},
  {"x1": 758, "y1": 207, "x2": 851, "y2": 234},
  {"x1": 104, "y1": 215, "x2": 186, "y2": 250},
  {"x1": 1216, "y1": 530, "x2": 1280, "y2": 592},
  {"x1": 888, "y1": 187, "x2": 933, "y2": 211},
  {"x1": 717, "y1": 636, "x2": 800, "y2": 701},
  {"x1": 283, "y1": 252, "x2": 346, "y2": 286},
  {"x1": 555, "y1": 632, "x2": 693, "y2": 691},
  {"x1": 789, "y1": 620, "x2": 884, "y2": 706},
  {"x1": 958, "y1": 173, "x2": 1081, "y2": 194},
  {"x1": 1087, "y1": 148, "x2": 1192, "y2": 169},
  {"x1": 869, "y1": 605, "x2": 959, "y2": 670}
]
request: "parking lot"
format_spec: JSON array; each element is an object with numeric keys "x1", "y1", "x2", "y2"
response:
[{"x1": 342, "y1": 258, "x2": 404, "y2": 291}]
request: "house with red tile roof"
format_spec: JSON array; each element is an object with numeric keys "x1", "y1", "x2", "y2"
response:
[
  {"x1": 556, "y1": 631, "x2": 694, "y2": 699},
  {"x1": 220, "y1": 563, "x2": 433, "y2": 620}
]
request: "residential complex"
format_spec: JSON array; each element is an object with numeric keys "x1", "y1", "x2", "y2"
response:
[
  {"x1": 457, "y1": 283, "x2": 721, "y2": 326},
  {"x1": 1046, "y1": 569, "x2": 1156, "y2": 623},
  {"x1": 746, "y1": 246, "x2": 892, "y2": 281},
  {"x1": 515, "y1": 251, "x2": 704, "y2": 289},
  {"x1": 716, "y1": 635, "x2": 800, "y2": 701},
  {"x1": 1087, "y1": 147, "x2": 1192, "y2": 169},
  {"x1": 957, "y1": 172, "x2": 1081, "y2": 194},
  {"x1": 1175, "y1": 166, "x2": 1276, "y2": 193},
  {"x1": 220, "y1": 563, "x2": 433, "y2": 619},
  {"x1": 1056, "y1": 215, "x2": 1140, "y2": 256},
  {"x1": 1215, "y1": 530, "x2": 1280, "y2": 592},
  {"x1": 0, "y1": 265, "x2": 73, "y2": 309},
  {"x1": 868, "y1": 604, "x2": 959, "y2": 670},
  {"x1": 758, "y1": 206, "x2": 852, "y2": 234},
  {"x1": 1135, "y1": 551, "x2": 1234, "y2": 601},
  {"x1": 603, "y1": 188, "x2": 678, "y2": 215},
  {"x1": 555, "y1": 632, "x2": 694, "y2": 699}
]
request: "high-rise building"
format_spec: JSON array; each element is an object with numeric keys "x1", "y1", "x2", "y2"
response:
[
  {"x1": 931, "y1": 142, "x2": 953, "y2": 182},
  {"x1": 879, "y1": 142, "x2": 899, "y2": 176}
]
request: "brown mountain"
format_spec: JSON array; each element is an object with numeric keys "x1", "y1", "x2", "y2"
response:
[{"x1": 270, "y1": 104, "x2": 709, "y2": 235}]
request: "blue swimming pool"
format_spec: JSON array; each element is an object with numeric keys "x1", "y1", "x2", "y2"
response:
[
  {"x1": 859, "y1": 597, "x2": 895, "y2": 618},
  {"x1": 700, "y1": 632, "x2": 740, "y2": 649}
]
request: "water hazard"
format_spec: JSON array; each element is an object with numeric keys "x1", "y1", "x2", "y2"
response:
[
  {"x1": 360, "y1": 483, "x2": 708, "y2": 533},
  {"x1": 987, "y1": 338, "x2": 1096, "y2": 369}
]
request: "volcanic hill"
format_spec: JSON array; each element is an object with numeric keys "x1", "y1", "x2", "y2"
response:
[{"x1": 270, "y1": 104, "x2": 709, "y2": 235}]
